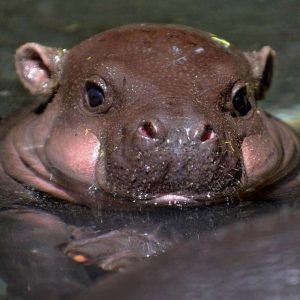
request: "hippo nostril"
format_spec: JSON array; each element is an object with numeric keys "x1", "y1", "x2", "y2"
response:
[
  {"x1": 138, "y1": 120, "x2": 158, "y2": 139},
  {"x1": 200, "y1": 125, "x2": 215, "y2": 142}
]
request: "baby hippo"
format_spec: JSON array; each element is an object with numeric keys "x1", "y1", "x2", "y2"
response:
[{"x1": 1, "y1": 24, "x2": 299, "y2": 209}]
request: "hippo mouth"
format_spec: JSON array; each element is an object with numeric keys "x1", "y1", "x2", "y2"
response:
[
  {"x1": 96, "y1": 184, "x2": 242, "y2": 208},
  {"x1": 133, "y1": 184, "x2": 242, "y2": 206},
  {"x1": 96, "y1": 167, "x2": 242, "y2": 206},
  {"x1": 96, "y1": 156, "x2": 243, "y2": 207},
  {"x1": 147, "y1": 194, "x2": 198, "y2": 205}
]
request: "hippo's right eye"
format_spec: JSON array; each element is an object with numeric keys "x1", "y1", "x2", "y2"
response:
[{"x1": 83, "y1": 80, "x2": 112, "y2": 114}]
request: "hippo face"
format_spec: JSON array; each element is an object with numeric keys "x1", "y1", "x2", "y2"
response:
[{"x1": 10, "y1": 24, "x2": 292, "y2": 208}]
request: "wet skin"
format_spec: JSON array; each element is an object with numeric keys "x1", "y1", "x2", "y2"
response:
[
  {"x1": 1, "y1": 24, "x2": 300, "y2": 299},
  {"x1": 1, "y1": 24, "x2": 299, "y2": 209}
]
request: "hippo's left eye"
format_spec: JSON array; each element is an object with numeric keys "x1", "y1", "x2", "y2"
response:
[
  {"x1": 83, "y1": 79, "x2": 112, "y2": 114},
  {"x1": 231, "y1": 86, "x2": 252, "y2": 117},
  {"x1": 86, "y1": 84, "x2": 105, "y2": 107}
]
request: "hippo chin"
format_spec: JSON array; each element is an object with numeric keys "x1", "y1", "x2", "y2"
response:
[{"x1": 1, "y1": 24, "x2": 299, "y2": 208}]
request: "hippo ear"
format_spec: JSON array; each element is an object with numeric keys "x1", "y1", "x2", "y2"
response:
[
  {"x1": 15, "y1": 43, "x2": 68, "y2": 96},
  {"x1": 244, "y1": 46, "x2": 275, "y2": 100}
]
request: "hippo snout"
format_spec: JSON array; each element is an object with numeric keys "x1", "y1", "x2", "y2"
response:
[
  {"x1": 98, "y1": 111, "x2": 240, "y2": 203},
  {"x1": 131, "y1": 116, "x2": 216, "y2": 151}
]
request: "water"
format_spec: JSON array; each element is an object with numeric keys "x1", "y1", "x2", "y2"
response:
[
  {"x1": 0, "y1": 278, "x2": 7, "y2": 299},
  {"x1": 0, "y1": 0, "x2": 299, "y2": 298}
]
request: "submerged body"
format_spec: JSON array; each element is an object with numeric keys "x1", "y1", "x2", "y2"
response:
[
  {"x1": 0, "y1": 24, "x2": 299, "y2": 209},
  {"x1": 74, "y1": 209, "x2": 300, "y2": 300}
]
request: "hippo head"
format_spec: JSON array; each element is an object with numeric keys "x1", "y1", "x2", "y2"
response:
[{"x1": 10, "y1": 24, "x2": 296, "y2": 209}]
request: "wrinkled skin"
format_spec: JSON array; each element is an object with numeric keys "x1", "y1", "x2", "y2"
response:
[
  {"x1": 1, "y1": 24, "x2": 300, "y2": 299},
  {"x1": 1, "y1": 24, "x2": 299, "y2": 209}
]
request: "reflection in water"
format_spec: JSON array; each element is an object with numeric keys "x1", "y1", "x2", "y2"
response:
[{"x1": 0, "y1": 194, "x2": 299, "y2": 299}]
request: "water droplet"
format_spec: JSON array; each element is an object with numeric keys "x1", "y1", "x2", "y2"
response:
[
  {"x1": 194, "y1": 47, "x2": 204, "y2": 54},
  {"x1": 171, "y1": 45, "x2": 181, "y2": 54},
  {"x1": 176, "y1": 56, "x2": 187, "y2": 64},
  {"x1": 88, "y1": 185, "x2": 97, "y2": 194}
]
